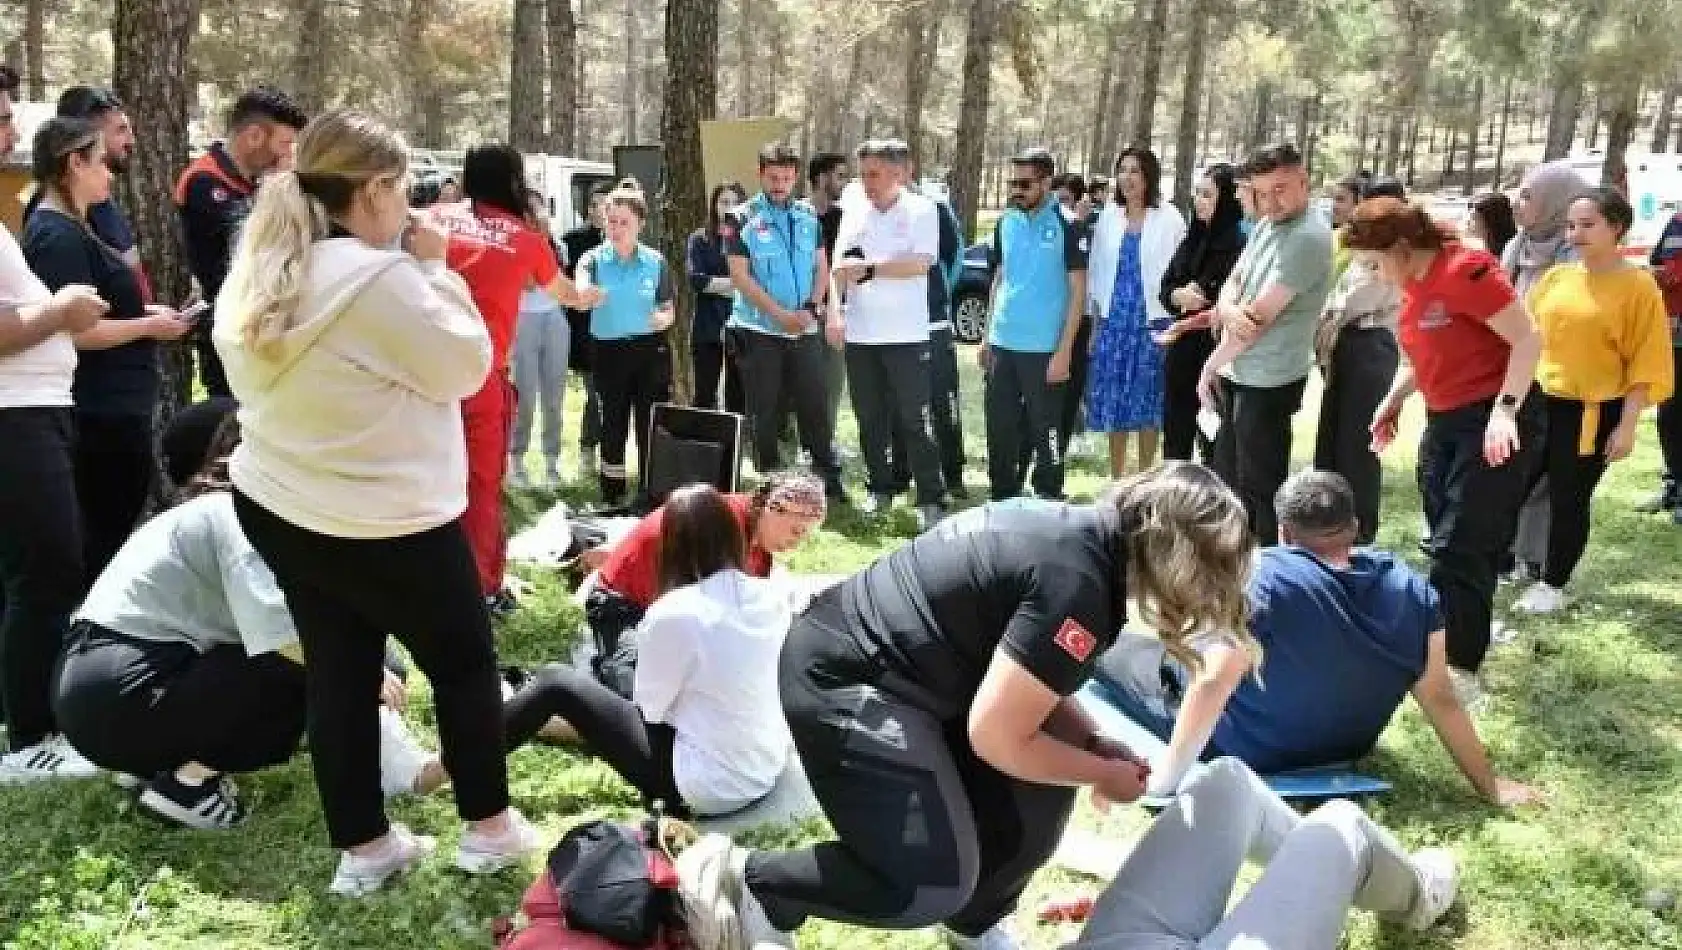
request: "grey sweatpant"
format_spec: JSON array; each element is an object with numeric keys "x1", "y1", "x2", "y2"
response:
[
  {"x1": 510, "y1": 301, "x2": 570, "y2": 460},
  {"x1": 1070, "y1": 757, "x2": 1422, "y2": 950}
]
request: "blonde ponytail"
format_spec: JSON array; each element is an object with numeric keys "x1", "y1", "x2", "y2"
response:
[{"x1": 222, "y1": 169, "x2": 324, "y2": 358}]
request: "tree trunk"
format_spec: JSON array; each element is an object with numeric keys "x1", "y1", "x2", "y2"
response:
[
  {"x1": 903, "y1": 0, "x2": 944, "y2": 169},
  {"x1": 1586, "y1": 100, "x2": 1603, "y2": 150},
  {"x1": 1131, "y1": 0, "x2": 1172, "y2": 147},
  {"x1": 1544, "y1": 5, "x2": 1605, "y2": 161},
  {"x1": 732, "y1": 0, "x2": 755, "y2": 116},
  {"x1": 400, "y1": 0, "x2": 441, "y2": 147},
  {"x1": 1353, "y1": 106, "x2": 1370, "y2": 175},
  {"x1": 1404, "y1": 111, "x2": 1422, "y2": 186},
  {"x1": 952, "y1": 0, "x2": 999, "y2": 243},
  {"x1": 1087, "y1": 33, "x2": 1118, "y2": 174},
  {"x1": 622, "y1": 0, "x2": 639, "y2": 144},
  {"x1": 1248, "y1": 81, "x2": 1274, "y2": 151},
  {"x1": 508, "y1": 0, "x2": 548, "y2": 150},
  {"x1": 1172, "y1": 0, "x2": 1211, "y2": 213},
  {"x1": 1652, "y1": 76, "x2": 1680, "y2": 153},
  {"x1": 1494, "y1": 75, "x2": 1513, "y2": 187},
  {"x1": 24, "y1": 0, "x2": 45, "y2": 102},
  {"x1": 290, "y1": 0, "x2": 330, "y2": 117},
  {"x1": 112, "y1": 0, "x2": 201, "y2": 494},
  {"x1": 1462, "y1": 73, "x2": 1483, "y2": 195},
  {"x1": 658, "y1": 0, "x2": 719, "y2": 405},
  {"x1": 1605, "y1": 81, "x2": 1641, "y2": 190},
  {"x1": 1299, "y1": 91, "x2": 1319, "y2": 174},
  {"x1": 545, "y1": 0, "x2": 579, "y2": 154}
]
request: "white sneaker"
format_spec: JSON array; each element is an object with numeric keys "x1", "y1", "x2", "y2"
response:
[
  {"x1": 1403, "y1": 847, "x2": 1459, "y2": 930},
  {"x1": 943, "y1": 919, "x2": 1024, "y2": 949},
  {"x1": 674, "y1": 833, "x2": 741, "y2": 950},
  {"x1": 377, "y1": 706, "x2": 438, "y2": 799},
  {"x1": 329, "y1": 823, "x2": 436, "y2": 897},
  {"x1": 1513, "y1": 581, "x2": 1567, "y2": 615},
  {"x1": 0, "y1": 735, "x2": 100, "y2": 784},
  {"x1": 507, "y1": 455, "x2": 530, "y2": 489},
  {"x1": 455, "y1": 808, "x2": 545, "y2": 874}
]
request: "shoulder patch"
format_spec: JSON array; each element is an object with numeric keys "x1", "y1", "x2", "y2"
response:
[{"x1": 1053, "y1": 618, "x2": 1097, "y2": 662}]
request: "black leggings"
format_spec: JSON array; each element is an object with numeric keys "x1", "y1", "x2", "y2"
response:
[
  {"x1": 74, "y1": 412, "x2": 155, "y2": 588},
  {"x1": 233, "y1": 491, "x2": 509, "y2": 849},
  {"x1": 1530, "y1": 394, "x2": 1624, "y2": 588},
  {"x1": 745, "y1": 592, "x2": 1077, "y2": 938},
  {"x1": 1313, "y1": 328, "x2": 1400, "y2": 545},
  {"x1": 1161, "y1": 326, "x2": 1216, "y2": 462},
  {"x1": 54, "y1": 622, "x2": 306, "y2": 777},
  {"x1": 1657, "y1": 348, "x2": 1682, "y2": 482},
  {"x1": 692, "y1": 339, "x2": 745, "y2": 415},
  {"x1": 503, "y1": 663, "x2": 684, "y2": 812},
  {"x1": 0, "y1": 408, "x2": 83, "y2": 750},
  {"x1": 593, "y1": 334, "x2": 673, "y2": 500}
]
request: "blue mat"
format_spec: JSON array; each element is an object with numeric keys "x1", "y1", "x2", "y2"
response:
[{"x1": 1074, "y1": 680, "x2": 1392, "y2": 804}]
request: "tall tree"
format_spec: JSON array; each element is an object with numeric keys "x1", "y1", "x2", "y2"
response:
[
  {"x1": 23, "y1": 0, "x2": 44, "y2": 101},
  {"x1": 547, "y1": 0, "x2": 579, "y2": 153},
  {"x1": 658, "y1": 0, "x2": 719, "y2": 404},
  {"x1": 1652, "y1": 74, "x2": 1680, "y2": 153},
  {"x1": 902, "y1": 0, "x2": 945, "y2": 168},
  {"x1": 951, "y1": 0, "x2": 1000, "y2": 242},
  {"x1": 1544, "y1": 1, "x2": 1609, "y2": 161},
  {"x1": 400, "y1": 0, "x2": 444, "y2": 147},
  {"x1": 509, "y1": 0, "x2": 548, "y2": 150},
  {"x1": 622, "y1": 0, "x2": 640, "y2": 144},
  {"x1": 290, "y1": 0, "x2": 329, "y2": 116},
  {"x1": 1087, "y1": 25, "x2": 1120, "y2": 174},
  {"x1": 1131, "y1": 0, "x2": 1172, "y2": 146},
  {"x1": 1381, "y1": 0, "x2": 1445, "y2": 175},
  {"x1": 1172, "y1": 0, "x2": 1213, "y2": 210},
  {"x1": 1461, "y1": 73, "x2": 1483, "y2": 195}
]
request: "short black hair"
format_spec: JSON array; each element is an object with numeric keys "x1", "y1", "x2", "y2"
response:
[
  {"x1": 57, "y1": 86, "x2": 123, "y2": 119},
  {"x1": 1116, "y1": 146, "x2": 1162, "y2": 208},
  {"x1": 1275, "y1": 469, "x2": 1358, "y2": 540},
  {"x1": 228, "y1": 85, "x2": 308, "y2": 132},
  {"x1": 1362, "y1": 174, "x2": 1406, "y2": 201},
  {"x1": 462, "y1": 143, "x2": 530, "y2": 218},
  {"x1": 855, "y1": 138, "x2": 911, "y2": 165},
  {"x1": 757, "y1": 142, "x2": 801, "y2": 171},
  {"x1": 808, "y1": 151, "x2": 846, "y2": 185},
  {"x1": 1011, "y1": 147, "x2": 1057, "y2": 180},
  {"x1": 1577, "y1": 185, "x2": 1635, "y2": 240},
  {"x1": 0, "y1": 65, "x2": 18, "y2": 97},
  {"x1": 1244, "y1": 143, "x2": 1305, "y2": 177},
  {"x1": 1089, "y1": 176, "x2": 1111, "y2": 193}
]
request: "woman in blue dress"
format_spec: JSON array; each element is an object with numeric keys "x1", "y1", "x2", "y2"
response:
[{"x1": 1085, "y1": 147, "x2": 1187, "y2": 476}]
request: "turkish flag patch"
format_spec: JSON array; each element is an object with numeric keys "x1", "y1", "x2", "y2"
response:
[{"x1": 1053, "y1": 618, "x2": 1097, "y2": 663}]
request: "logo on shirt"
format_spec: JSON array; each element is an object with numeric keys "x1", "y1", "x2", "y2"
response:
[
  {"x1": 1040, "y1": 224, "x2": 1059, "y2": 245},
  {"x1": 1418, "y1": 300, "x2": 1451, "y2": 330},
  {"x1": 641, "y1": 276, "x2": 656, "y2": 297},
  {"x1": 211, "y1": 186, "x2": 229, "y2": 203},
  {"x1": 1053, "y1": 618, "x2": 1097, "y2": 663}
]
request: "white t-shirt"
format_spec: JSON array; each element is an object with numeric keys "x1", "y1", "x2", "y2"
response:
[
  {"x1": 834, "y1": 188, "x2": 939, "y2": 345},
  {"x1": 76, "y1": 493, "x2": 299, "y2": 658},
  {"x1": 633, "y1": 569, "x2": 794, "y2": 815},
  {"x1": 0, "y1": 222, "x2": 72, "y2": 409}
]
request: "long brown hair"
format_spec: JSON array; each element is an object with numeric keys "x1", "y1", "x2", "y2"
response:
[{"x1": 655, "y1": 485, "x2": 747, "y2": 597}]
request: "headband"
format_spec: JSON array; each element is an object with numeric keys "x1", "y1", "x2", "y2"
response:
[{"x1": 764, "y1": 477, "x2": 827, "y2": 520}]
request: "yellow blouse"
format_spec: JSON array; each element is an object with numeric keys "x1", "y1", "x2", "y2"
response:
[{"x1": 1529, "y1": 262, "x2": 1676, "y2": 453}]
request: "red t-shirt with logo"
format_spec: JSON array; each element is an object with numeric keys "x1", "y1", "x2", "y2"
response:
[
  {"x1": 439, "y1": 203, "x2": 561, "y2": 371},
  {"x1": 598, "y1": 493, "x2": 772, "y2": 609},
  {"x1": 1398, "y1": 244, "x2": 1519, "y2": 412}
]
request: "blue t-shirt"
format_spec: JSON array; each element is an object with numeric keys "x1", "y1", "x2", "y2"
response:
[
  {"x1": 1212, "y1": 547, "x2": 1439, "y2": 772},
  {"x1": 988, "y1": 196, "x2": 1089, "y2": 353},
  {"x1": 578, "y1": 242, "x2": 674, "y2": 341},
  {"x1": 725, "y1": 193, "x2": 823, "y2": 338}
]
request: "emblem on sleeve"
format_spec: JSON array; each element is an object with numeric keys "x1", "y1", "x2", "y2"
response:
[{"x1": 1054, "y1": 618, "x2": 1097, "y2": 662}]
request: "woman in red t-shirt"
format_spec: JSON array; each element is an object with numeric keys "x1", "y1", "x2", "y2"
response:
[
  {"x1": 584, "y1": 472, "x2": 828, "y2": 695},
  {"x1": 1343, "y1": 197, "x2": 1543, "y2": 682}
]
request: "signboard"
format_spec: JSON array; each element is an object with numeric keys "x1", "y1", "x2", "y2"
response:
[{"x1": 701, "y1": 117, "x2": 797, "y2": 194}]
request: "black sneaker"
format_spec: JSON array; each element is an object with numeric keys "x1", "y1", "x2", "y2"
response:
[{"x1": 139, "y1": 772, "x2": 248, "y2": 830}]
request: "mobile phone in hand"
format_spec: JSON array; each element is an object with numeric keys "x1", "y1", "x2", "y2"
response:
[{"x1": 178, "y1": 300, "x2": 211, "y2": 324}]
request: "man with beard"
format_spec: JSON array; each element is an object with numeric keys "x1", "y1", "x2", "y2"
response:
[
  {"x1": 175, "y1": 86, "x2": 308, "y2": 397},
  {"x1": 39, "y1": 89, "x2": 143, "y2": 289}
]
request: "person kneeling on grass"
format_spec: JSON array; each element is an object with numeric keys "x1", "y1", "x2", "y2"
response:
[
  {"x1": 52, "y1": 403, "x2": 446, "y2": 830},
  {"x1": 503, "y1": 484, "x2": 795, "y2": 818},
  {"x1": 1065, "y1": 756, "x2": 1458, "y2": 950},
  {"x1": 1098, "y1": 468, "x2": 1541, "y2": 807}
]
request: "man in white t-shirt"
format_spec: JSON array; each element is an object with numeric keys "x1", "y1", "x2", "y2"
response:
[{"x1": 829, "y1": 139, "x2": 946, "y2": 529}]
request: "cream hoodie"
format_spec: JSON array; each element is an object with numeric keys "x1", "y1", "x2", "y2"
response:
[{"x1": 213, "y1": 238, "x2": 492, "y2": 539}]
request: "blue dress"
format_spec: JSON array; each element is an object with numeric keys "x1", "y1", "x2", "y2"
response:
[{"x1": 1086, "y1": 231, "x2": 1164, "y2": 432}]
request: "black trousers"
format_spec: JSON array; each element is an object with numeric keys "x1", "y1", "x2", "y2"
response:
[
  {"x1": 0, "y1": 408, "x2": 82, "y2": 750},
  {"x1": 593, "y1": 334, "x2": 673, "y2": 501},
  {"x1": 1161, "y1": 327, "x2": 1216, "y2": 462},
  {"x1": 503, "y1": 663, "x2": 684, "y2": 813},
  {"x1": 734, "y1": 329, "x2": 841, "y2": 485},
  {"x1": 1530, "y1": 395, "x2": 1623, "y2": 588},
  {"x1": 986, "y1": 348, "x2": 1066, "y2": 500},
  {"x1": 73, "y1": 411, "x2": 155, "y2": 588},
  {"x1": 1313, "y1": 328, "x2": 1399, "y2": 545},
  {"x1": 1210, "y1": 376, "x2": 1308, "y2": 546},
  {"x1": 579, "y1": 373, "x2": 603, "y2": 451},
  {"x1": 1418, "y1": 393, "x2": 1543, "y2": 673},
  {"x1": 584, "y1": 586, "x2": 646, "y2": 699},
  {"x1": 846, "y1": 342, "x2": 945, "y2": 504},
  {"x1": 1658, "y1": 348, "x2": 1682, "y2": 485},
  {"x1": 54, "y1": 622, "x2": 306, "y2": 777},
  {"x1": 692, "y1": 340, "x2": 745, "y2": 415},
  {"x1": 1060, "y1": 315, "x2": 1094, "y2": 452},
  {"x1": 233, "y1": 492, "x2": 509, "y2": 849},
  {"x1": 747, "y1": 592, "x2": 1076, "y2": 937},
  {"x1": 894, "y1": 326, "x2": 966, "y2": 491}
]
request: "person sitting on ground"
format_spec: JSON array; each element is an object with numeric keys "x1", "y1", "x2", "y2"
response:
[
  {"x1": 503, "y1": 484, "x2": 795, "y2": 818},
  {"x1": 580, "y1": 472, "x2": 827, "y2": 695},
  {"x1": 1066, "y1": 756, "x2": 1460, "y2": 949},
  {"x1": 53, "y1": 402, "x2": 445, "y2": 830},
  {"x1": 1096, "y1": 469, "x2": 1541, "y2": 807}
]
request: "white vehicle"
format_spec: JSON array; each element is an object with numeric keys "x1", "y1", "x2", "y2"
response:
[
  {"x1": 1563, "y1": 150, "x2": 1682, "y2": 255},
  {"x1": 525, "y1": 154, "x2": 615, "y2": 239}
]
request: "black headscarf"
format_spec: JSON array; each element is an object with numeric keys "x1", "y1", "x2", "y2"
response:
[{"x1": 1182, "y1": 163, "x2": 1246, "y2": 273}]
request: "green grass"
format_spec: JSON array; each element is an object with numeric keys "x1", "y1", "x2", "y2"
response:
[{"x1": 6, "y1": 353, "x2": 1682, "y2": 949}]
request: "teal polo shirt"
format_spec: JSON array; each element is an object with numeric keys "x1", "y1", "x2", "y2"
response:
[
  {"x1": 578, "y1": 242, "x2": 674, "y2": 341},
  {"x1": 988, "y1": 196, "x2": 1089, "y2": 353}
]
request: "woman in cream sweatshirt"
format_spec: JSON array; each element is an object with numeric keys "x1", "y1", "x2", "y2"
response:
[{"x1": 212, "y1": 110, "x2": 539, "y2": 897}]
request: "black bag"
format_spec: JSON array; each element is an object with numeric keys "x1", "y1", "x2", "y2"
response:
[{"x1": 548, "y1": 820, "x2": 681, "y2": 946}]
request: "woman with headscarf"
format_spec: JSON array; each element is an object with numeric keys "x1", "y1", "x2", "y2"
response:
[
  {"x1": 1503, "y1": 161, "x2": 1592, "y2": 583},
  {"x1": 1156, "y1": 163, "x2": 1247, "y2": 462}
]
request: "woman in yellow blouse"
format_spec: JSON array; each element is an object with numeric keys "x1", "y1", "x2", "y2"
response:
[{"x1": 1515, "y1": 187, "x2": 1675, "y2": 614}]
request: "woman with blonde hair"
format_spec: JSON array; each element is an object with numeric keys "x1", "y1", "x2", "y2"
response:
[
  {"x1": 213, "y1": 110, "x2": 538, "y2": 896},
  {"x1": 679, "y1": 461, "x2": 1258, "y2": 950}
]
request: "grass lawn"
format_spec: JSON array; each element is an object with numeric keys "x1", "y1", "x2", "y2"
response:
[{"x1": 6, "y1": 350, "x2": 1682, "y2": 949}]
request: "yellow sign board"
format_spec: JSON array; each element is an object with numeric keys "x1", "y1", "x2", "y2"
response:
[{"x1": 700, "y1": 117, "x2": 796, "y2": 195}]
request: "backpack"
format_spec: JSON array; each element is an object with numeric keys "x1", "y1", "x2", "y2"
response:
[{"x1": 497, "y1": 815, "x2": 695, "y2": 950}]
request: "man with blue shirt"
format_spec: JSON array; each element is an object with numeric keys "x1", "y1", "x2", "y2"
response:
[
  {"x1": 981, "y1": 148, "x2": 1088, "y2": 501},
  {"x1": 726, "y1": 143, "x2": 844, "y2": 498},
  {"x1": 1093, "y1": 470, "x2": 1539, "y2": 807}
]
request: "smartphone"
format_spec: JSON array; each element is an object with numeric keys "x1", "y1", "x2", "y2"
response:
[{"x1": 178, "y1": 300, "x2": 211, "y2": 324}]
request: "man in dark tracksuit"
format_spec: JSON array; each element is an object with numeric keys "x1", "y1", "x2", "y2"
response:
[
  {"x1": 561, "y1": 186, "x2": 611, "y2": 471},
  {"x1": 893, "y1": 192, "x2": 967, "y2": 498},
  {"x1": 175, "y1": 86, "x2": 307, "y2": 397}
]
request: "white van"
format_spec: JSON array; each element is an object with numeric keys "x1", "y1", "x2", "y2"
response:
[
  {"x1": 1564, "y1": 150, "x2": 1682, "y2": 255},
  {"x1": 525, "y1": 154, "x2": 616, "y2": 239}
]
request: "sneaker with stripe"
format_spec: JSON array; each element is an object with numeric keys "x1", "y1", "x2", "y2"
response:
[
  {"x1": 139, "y1": 772, "x2": 249, "y2": 830},
  {"x1": 0, "y1": 735, "x2": 100, "y2": 784}
]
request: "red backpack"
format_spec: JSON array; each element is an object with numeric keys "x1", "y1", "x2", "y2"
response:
[{"x1": 496, "y1": 817, "x2": 693, "y2": 950}]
